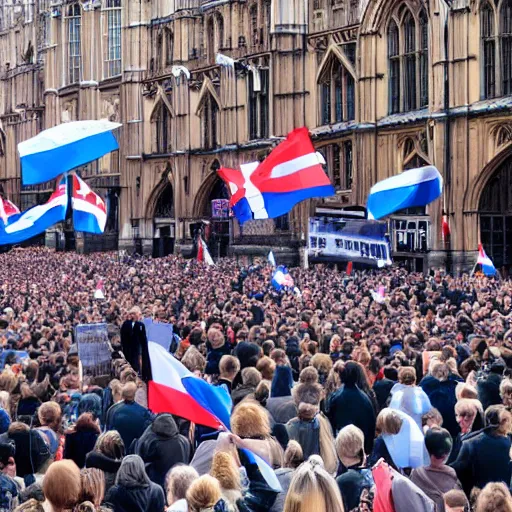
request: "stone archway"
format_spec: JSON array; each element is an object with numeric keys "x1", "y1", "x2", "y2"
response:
[{"x1": 148, "y1": 175, "x2": 175, "y2": 258}]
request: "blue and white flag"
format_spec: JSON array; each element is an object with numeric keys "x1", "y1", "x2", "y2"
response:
[
  {"x1": 0, "y1": 177, "x2": 68, "y2": 246},
  {"x1": 268, "y1": 251, "x2": 276, "y2": 266},
  {"x1": 367, "y1": 166, "x2": 443, "y2": 220},
  {"x1": 18, "y1": 120, "x2": 121, "y2": 186},
  {"x1": 272, "y1": 265, "x2": 294, "y2": 291}
]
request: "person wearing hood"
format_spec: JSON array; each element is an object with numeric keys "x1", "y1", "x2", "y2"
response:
[
  {"x1": 270, "y1": 364, "x2": 294, "y2": 399},
  {"x1": 410, "y1": 427, "x2": 462, "y2": 512},
  {"x1": 104, "y1": 454, "x2": 165, "y2": 512},
  {"x1": 285, "y1": 337, "x2": 301, "y2": 381},
  {"x1": 135, "y1": 413, "x2": 190, "y2": 489},
  {"x1": 389, "y1": 366, "x2": 432, "y2": 430},
  {"x1": 85, "y1": 430, "x2": 125, "y2": 493}
]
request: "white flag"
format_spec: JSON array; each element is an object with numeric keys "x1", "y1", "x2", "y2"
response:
[{"x1": 268, "y1": 251, "x2": 276, "y2": 266}]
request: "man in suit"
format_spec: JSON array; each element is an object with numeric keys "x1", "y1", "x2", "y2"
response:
[{"x1": 120, "y1": 307, "x2": 151, "y2": 381}]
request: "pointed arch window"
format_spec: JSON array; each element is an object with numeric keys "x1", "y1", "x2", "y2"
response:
[
  {"x1": 318, "y1": 56, "x2": 355, "y2": 125},
  {"x1": 202, "y1": 94, "x2": 219, "y2": 150},
  {"x1": 481, "y1": 1, "x2": 496, "y2": 99},
  {"x1": 387, "y1": 6, "x2": 429, "y2": 114},
  {"x1": 152, "y1": 102, "x2": 172, "y2": 154},
  {"x1": 250, "y1": 4, "x2": 259, "y2": 46},
  {"x1": 216, "y1": 13, "x2": 224, "y2": 50},
  {"x1": 165, "y1": 28, "x2": 174, "y2": 66},
  {"x1": 66, "y1": 3, "x2": 82, "y2": 84}
]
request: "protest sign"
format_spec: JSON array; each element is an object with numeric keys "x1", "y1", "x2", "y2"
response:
[
  {"x1": 75, "y1": 323, "x2": 112, "y2": 377},
  {"x1": 0, "y1": 350, "x2": 29, "y2": 371},
  {"x1": 143, "y1": 318, "x2": 174, "y2": 352}
]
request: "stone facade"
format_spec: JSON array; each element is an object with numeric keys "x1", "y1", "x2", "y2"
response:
[{"x1": 2, "y1": 0, "x2": 512, "y2": 271}]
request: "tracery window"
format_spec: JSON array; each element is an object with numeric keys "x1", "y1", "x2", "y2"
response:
[
  {"x1": 66, "y1": 3, "x2": 82, "y2": 84},
  {"x1": 103, "y1": 0, "x2": 122, "y2": 78}
]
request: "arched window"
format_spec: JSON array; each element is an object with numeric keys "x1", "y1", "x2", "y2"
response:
[
  {"x1": 501, "y1": 0, "x2": 512, "y2": 95},
  {"x1": 387, "y1": 5, "x2": 429, "y2": 114},
  {"x1": 481, "y1": 2, "x2": 496, "y2": 99},
  {"x1": 250, "y1": 4, "x2": 259, "y2": 46},
  {"x1": 216, "y1": 14, "x2": 224, "y2": 50},
  {"x1": 207, "y1": 17, "x2": 215, "y2": 62},
  {"x1": 152, "y1": 102, "x2": 172, "y2": 154},
  {"x1": 66, "y1": 3, "x2": 82, "y2": 84},
  {"x1": 318, "y1": 55, "x2": 355, "y2": 125},
  {"x1": 202, "y1": 94, "x2": 219, "y2": 150},
  {"x1": 103, "y1": 0, "x2": 121, "y2": 78},
  {"x1": 165, "y1": 28, "x2": 174, "y2": 67}
]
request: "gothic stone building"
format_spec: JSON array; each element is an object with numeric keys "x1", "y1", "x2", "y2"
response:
[{"x1": 2, "y1": 0, "x2": 512, "y2": 271}]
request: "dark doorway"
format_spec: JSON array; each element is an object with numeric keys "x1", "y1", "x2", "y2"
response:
[{"x1": 153, "y1": 182, "x2": 175, "y2": 258}]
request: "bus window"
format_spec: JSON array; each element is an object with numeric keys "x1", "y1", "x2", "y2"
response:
[
  {"x1": 346, "y1": 241, "x2": 353, "y2": 251},
  {"x1": 319, "y1": 238, "x2": 327, "y2": 249},
  {"x1": 336, "y1": 239, "x2": 343, "y2": 248},
  {"x1": 375, "y1": 245, "x2": 382, "y2": 259},
  {"x1": 381, "y1": 245, "x2": 387, "y2": 260},
  {"x1": 354, "y1": 241, "x2": 359, "y2": 251},
  {"x1": 310, "y1": 237, "x2": 317, "y2": 249},
  {"x1": 370, "y1": 244, "x2": 377, "y2": 258}
]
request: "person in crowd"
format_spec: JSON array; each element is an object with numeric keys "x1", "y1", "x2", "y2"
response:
[
  {"x1": 410, "y1": 427, "x2": 462, "y2": 511},
  {"x1": 165, "y1": 465, "x2": 199, "y2": 512},
  {"x1": 104, "y1": 454, "x2": 165, "y2": 512},
  {"x1": 36, "y1": 402, "x2": 62, "y2": 458},
  {"x1": 448, "y1": 398, "x2": 484, "y2": 463},
  {"x1": 443, "y1": 489, "x2": 469, "y2": 512},
  {"x1": 79, "y1": 468, "x2": 105, "y2": 509},
  {"x1": 231, "y1": 368, "x2": 262, "y2": 406},
  {"x1": 389, "y1": 366, "x2": 432, "y2": 430},
  {"x1": 475, "y1": 482, "x2": 512, "y2": 512},
  {"x1": 85, "y1": 430, "x2": 125, "y2": 493},
  {"x1": 63, "y1": 413, "x2": 101, "y2": 469},
  {"x1": 105, "y1": 382, "x2": 153, "y2": 450},
  {"x1": 42, "y1": 460, "x2": 81, "y2": 512},
  {"x1": 217, "y1": 356, "x2": 240, "y2": 395},
  {"x1": 204, "y1": 328, "x2": 231, "y2": 377},
  {"x1": 283, "y1": 458, "x2": 345, "y2": 512},
  {"x1": 185, "y1": 475, "x2": 224, "y2": 512},
  {"x1": 120, "y1": 307, "x2": 151, "y2": 381},
  {"x1": 271, "y1": 441, "x2": 304, "y2": 512},
  {"x1": 135, "y1": 413, "x2": 191, "y2": 489},
  {"x1": 451, "y1": 404, "x2": 512, "y2": 496},
  {"x1": 335, "y1": 425, "x2": 373, "y2": 512},
  {"x1": 373, "y1": 366, "x2": 398, "y2": 411},
  {"x1": 326, "y1": 362, "x2": 376, "y2": 454}
]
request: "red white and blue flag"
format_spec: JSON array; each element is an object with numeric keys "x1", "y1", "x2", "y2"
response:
[
  {"x1": 218, "y1": 128, "x2": 334, "y2": 224},
  {"x1": 0, "y1": 177, "x2": 68, "y2": 246},
  {"x1": 477, "y1": 243, "x2": 497, "y2": 276},
  {"x1": 72, "y1": 175, "x2": 107, "y2": 234},
  {"x1": 0, "y1": 197, "x2": 20, "y2": 226}
]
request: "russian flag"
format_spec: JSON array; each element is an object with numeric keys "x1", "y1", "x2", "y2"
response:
[
  {"x1": 72, "y1": 175, "x2": 107, "y2": 234},
  {"x1": 0, "y1": 178, "x2": 68, "y2": 246},
  {"x1": 272, "y1": 265, "x2": 294, "y2": 291},
  {"x1": 0, "y1": 197, "x2": 20, "y2": 226},
  {"x1": 367, "y1": 166, "x2": 443, "y2": 220},
  {"x1": 218, "y1": 128, "x2": 334, "y2": 224},
  {"x1": 477, "y1": 243, "x2": 497, "y2": 276},
  {"x1": 148, "y1": 341, "x2": 224, "y2": 429}
]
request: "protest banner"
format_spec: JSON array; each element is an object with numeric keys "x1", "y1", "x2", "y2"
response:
[
  {"x1": 0, "y1": 350, "x2": 29, "y2": 371},
  {"x1": 75, "y1": 323, "x2": 112, "y2": 377}
]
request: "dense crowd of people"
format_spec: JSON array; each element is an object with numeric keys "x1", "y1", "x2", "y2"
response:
[{"x1": 1, "y1": 247, "x2": 512, "y2": 511}]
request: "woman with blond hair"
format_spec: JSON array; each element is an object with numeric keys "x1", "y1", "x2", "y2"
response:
[
  {"x1": 186, "y1": 475, "x2": 224, "y2": 512},
  {"x1": 166, "y1": 465, "x2": 199, "y2": 512},
  {"x1": 447, "y1": 398, "x2": 484, "y2": 463},
  {"x1": 283, "y1": 458, "x2": 344, "y2": 512},
  {"x1": 451, "y1": 405, "x2": 512, "y2": 496},
  {"x1": 475, "y1": 482, "x2": 512, "y2": 512},
  {"x1": 271, "y1": 441, "x2": 304, "y2": 512},
  {"x1": 79, "y1": 468, "x2": 106, "y2": 508}
]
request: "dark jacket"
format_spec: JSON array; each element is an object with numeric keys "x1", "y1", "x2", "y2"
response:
[
  {"x1": 121, "y1": 320, "x2": 151, "y2": 381},
  {"x1": 286, "y1": 417, "x2": 320, "y2": 460},
  {"x1": 0, "y1": 430, "x2": 50, "y2": 478},
  {"x1": 105, "y1": 400, "x2": 154, "y2": 451},
  {"x1": 368, "y1": 436, "x2": 398, "y2": 471},
  {"x1": 135, "y1": 414, "x2": 190, "y2": 488},
  {"x1": 450, "y1": 428, "x2": 512, "y2": 496},
  {"x1": 327, "y1": 385, "x2": 376, "y2": 454},
  {"x1": 104, "y1": 481, "x2": 165, "y2": 512},
  {"x1": 271, "y1": 366, "x2": 294, "y2": 398},
  {"x1": 337, "y1": 467, "x2": 374, "y2": 512},
  {"x1": 373, "y1": 378, "x2": 396, "y2": 411},
  {"x1": 231, "y1": 385, "x2": 256, "y2": 406},
  {"x1": 64, "y1": 428, "x2": 100, "y2": 469},
  {"x1": 420, "y1": 374, "x2": 462, "y2": 438},
  {"x1": 205, "y1": 341, "x2": 231, "y2": 376},
  {"x1": 85, "y1": 451, "x2": 123, "y2": 493},
  {"x1": 266, "y1": 396, "x2": 297, "y2": 424}
]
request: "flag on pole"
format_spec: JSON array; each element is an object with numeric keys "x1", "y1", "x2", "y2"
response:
[
  {"x1": 477, "y1": 243, "x2": 497, "y2": 276},
  {"x1": 272, "y1": 266, "x2": 294, "y2": 291},
  {"x1": 94, "y1": 279, "x2": 105, "y2": 300},
  {"x1": 268, "y1": 251, "x2": 276, "y2": 266},
  {"x1": 218, "y1": 128, "x2": 334, "y2": 224},
  {"x1": 346, "y1": 261, "x2": 353, "y2": 276},
  {"x1": 202, "y1": 239, "x2": 215, "y2": 266},
  {"x1": 442, "y1": 214, "x2": 451, "y2": 241},
  {"x1": 72, "y1": 175, "x2": 107, "y2": 234},
  {"x1": 367, "y1": 166, "x2": 443, "y2": 220}
]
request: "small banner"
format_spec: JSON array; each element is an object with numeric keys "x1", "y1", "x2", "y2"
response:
[{"x1": 75, "y1": 323, "x2": 112, "y2": 377}]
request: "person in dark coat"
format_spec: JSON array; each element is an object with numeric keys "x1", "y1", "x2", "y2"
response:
[
  {"x1": 326, "y1": 361, "x2": 376, "y2": 454},
  {"x1": 63, "y1": 412, "x2": 100, "y2": 469},
  {"x1": 120, "y1": 306, "x2": 151, "y2": 381},
  {"x1": 419, "y1": 363, "x2": 462, "y2": 438},
  {"x1": 205, "y1": 328, "x2": 231, "y2": 376},
  {"x1": 105, "y1": 382, "x2": 153, "y2": 450},
  {"x1": 134, "y1": 413, "x2": 190, "y2": 489},
  {"x1": 451, "y1": 404, "x2": 512, "y2": 496},
  {"x1": 104, "y1": 454, "x2": 165, "y2": 512},
  {"x1": 373, "y1": 366, "x2": 398, "y2": 411},
  {"x1": 85, "y1": 430, "x2": 125, "y2": 493},
  {"x1": 271, "y1": 365, "x2": 294, "y2": 398}
]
